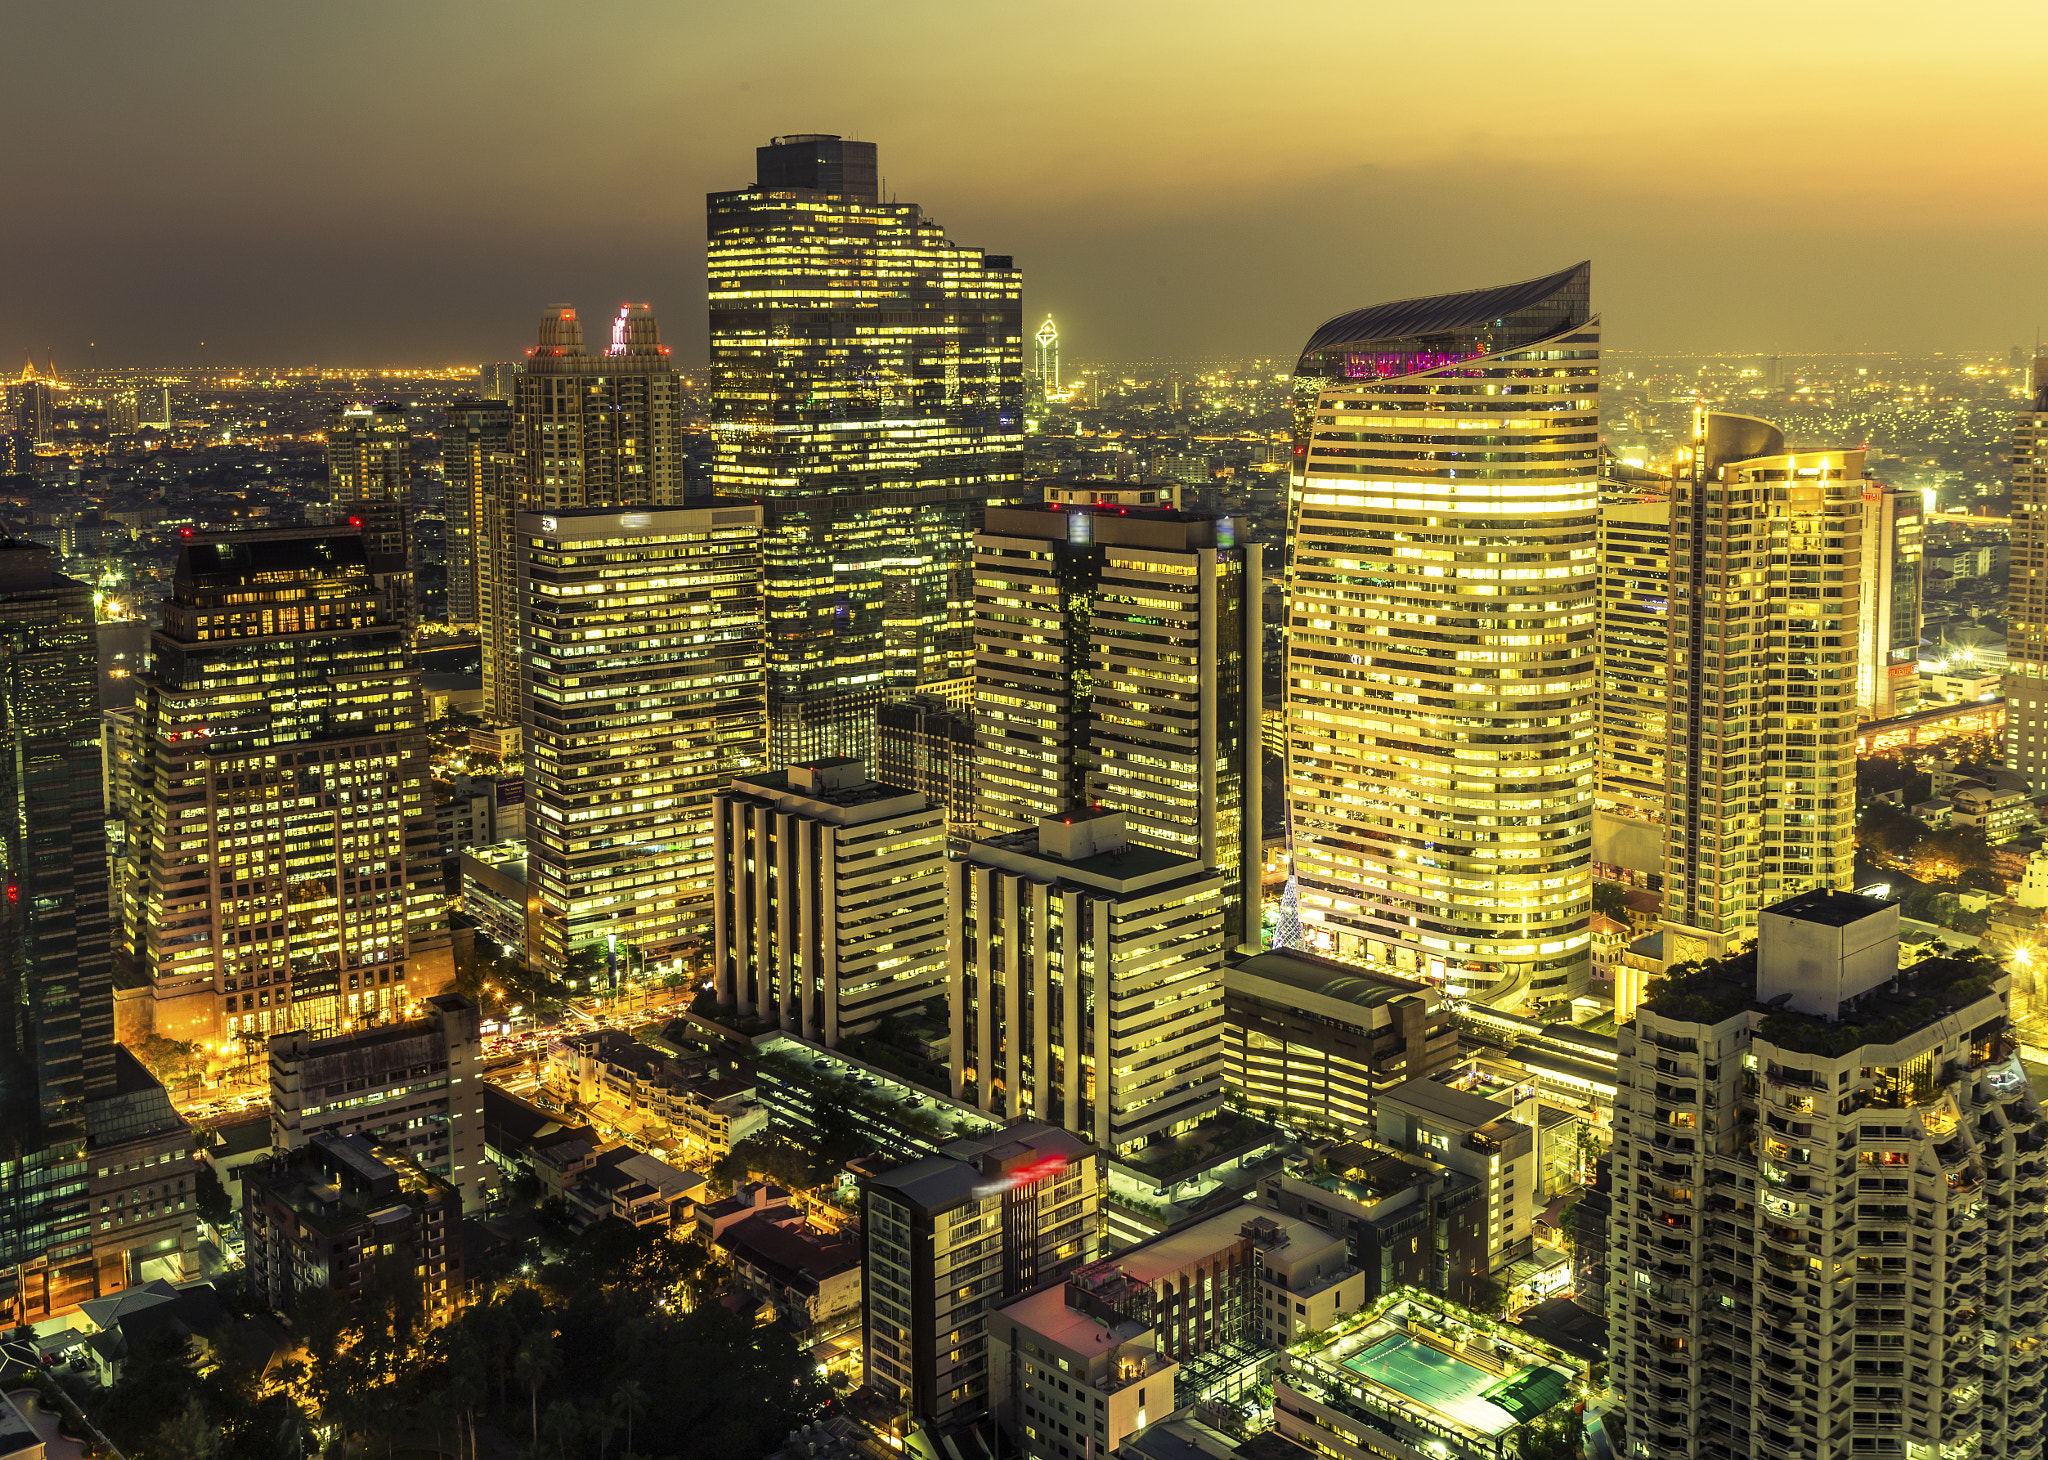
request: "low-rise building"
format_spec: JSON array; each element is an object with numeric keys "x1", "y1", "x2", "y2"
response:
[
  {"x1": 268, "y1": 992, "x2": 487, "y2": 1213},
  {"x1": 1376, "y1": 1077, "x2": 1535, "y2": 1271},
  {"x1": 717, "y1": 1213, "x2": 862, "y2": 1327},
  {"x1": 534, "y1": 1142, "x2": 708, "y2": 1231},
  {"x1": 1224, "y1": 948, "x2": 1456, "y2": 1134},
  {"x1": 697, "y1": 1181, "x2": 795, "y2": 1242},
  {"x1": 1951, "y1": 779, "x2": 2037, "y2": 844},
  {"x1": 1262, "y1": 1142, "x2": 1491, "y2": 1309},
  {"x1": 243, "y1": 1132, "x2": 464, "y2": 1316},
  {"x1": 547, "y1": 1027, "x2": 771, "y2": 1160},
  {"x1": 460, "y1": 841, "x2": 528, "y2": 955}
]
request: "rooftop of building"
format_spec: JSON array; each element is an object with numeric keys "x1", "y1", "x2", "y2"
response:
[
  {"x1": 1281, "y1": 1141, "x2": 1455, "y2": 1209},
  {"x1": 1077, "y1": 1200, "x2": 1324, "y2": 1289},
  {"x1": 250, "y1": 1133, "x2": 456, "y2": 1234},
  {"x1": 869, "y1": 1120, "x2": 1095, "y2": 1212},
  {"x1": 1381, "y1": 1075, "x2": 1511, "y2": 1131},
  {"x1": 971, "y1": 824, "x2": 1198, "y2": 885},
  {"x1": 1768, "y1": 887, "x2": 1893, "y2": 928},
  {"x1": 1298, "y1": 260, "x2": 1591, "y2": 360},
  {"x1": 717, "y1": 1213, "x2": 862, "y2": 1288},
  {"x1": 725, "y1": 766, "x2": 926, "y2": 817},
  {"x1": 1229, "y1": 948, "x2": 1432, "y2": 1010},
  {"x1": 995, "y1": 1278, "x2": 1158, "y2": 1366}
]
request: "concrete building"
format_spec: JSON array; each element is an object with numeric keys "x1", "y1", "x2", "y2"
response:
[
  {"x1": 521, "y1": 504, "x2": 766, "y2": 982},
  {"x1": 1596, "y1": 493, "x2": 1672, "y2": 827},
  {"x1": 242, "y1": 1132, "x2": 464, "y2": 1318},
  {"x1": 874, "y1": 693, "x2": 976, "y2": 836},
  {"x1": 712, "y1": 757, "x2": 948, "y2": 1047},
  {"x1": 136, "y1": 527, "x2": 448, "y2": 1041},
  {"x1": 718, "y1": 1213, "x2": 863, "y2": 1327},
  {"x1": 325, "y1": 402, "x2": 417, "y2": 629},
  {"x1": 1610, "y1": 888, "x2": 2048, "y2": 1458},
  {"x1": 459, "y1": 841, "x2": 526, "y2": 954},
  {"x1": 859, "y1": 1122, "x2": 1102, "y2": 1430},
  {"x1": 973, "y1": 499, "x2": 1262, "y2": 947},
  {"x1": 2009, "y1": 357, "x2": 2048, "y2": 788},
  {"x1": 1950, "y1": 780, "x2": 2036, "y2": 844},
  {"x1": 950, "y1": 811, "x2": 1228, "y2": 1156},
  {"x1": 1662, "y1": 413, "x2": 1867, "y2": 966},
  {"x1": 1376, "y1": 1077, "x2": 1535, "y2": 1273},
  {"x1": 1286, "y1": 262, "x2": 1598, "y2": 1005},
  {"x1": 1224, "y1": 948, "x2": 1457, "y2": 1134},
  {"x1": 267, "y1": 993, "x2": 486, "y2": 1213},
  {"x1": 441, "y1": 396, "x2": 513, "y2": 628},
  {"x1": 546, "y1": 1027, "x2": 769, "y2": 1160}
]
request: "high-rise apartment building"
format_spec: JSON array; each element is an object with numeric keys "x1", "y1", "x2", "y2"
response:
[
  {"x1": 860, "y1": 1122, "x2": 1102, "y2": 1430},
  {"x1": 136, "y1": 528, "x2": 448, "y2": 1042},
  {"x1": 950, "y1": 811, "x2": 1228, "y2": 1154},
  {"x1": 326, "y1": 402, "x2": 416, "y2": 629},
  {"x1": 10, "y1": 376, "x2": 53, "y2": 446},
  {"x1": 521, "y1": 505, "x2": 766, "y2": 982},
  {"x1": 477, "y1": 362, "x2": 520, "y2": 402},
  {"x1": 1284, "y1": 262, "x2": 1599, "y2": 1007},
  {"x1": 481, "y1": 304, "x2": 689, "y2": 725},
  {"x1": 711, "y1": 757, "x2": 948, "y2": 1046},
  {"x1": 1610, "y1": 889, "x2": 2047, "y2": 1460},
  {"x1": 1857, "y1": 482, "x2": 1923, "y2": 722},
  {"x1": 709, "y1": 134, "x2": 1025, "y2": 767},
  {"x1": 106, "y1": 391, "x2": 139, "y2": 435},
  {"x1": 1661, "y1": 413, "x2": 1864, "y2": 966},
  {"x1": 2006, "y1": 358, "x2": 2048, "y2": 787},
  {"x1": 0, "y1": 543, "x2": 196, "y2": 1324},
  {"x1": 973, "y1": 499, "x2": 1262, "y2": 945},
  {"x1": 1596, "y1": 495, "x2": 1673, "y2": 827},
  {"x1": 441, "y1": 397, "x2": 513, "y2": 628}
]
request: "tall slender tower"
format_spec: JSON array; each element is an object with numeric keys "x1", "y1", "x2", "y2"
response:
[
  {"x1": 1284, "y1": 262, "x2": 1599, "y2": 1008},
  {"x1": 137, "y1": 528, "x2": 448, "y2": 1041},
  {"x1": 1034, "y1": 317, "x2": 1060, "y2": 394},
  {"x1": 482, "y1": 303, "x2": 688, "y2": 724},
  {"x1": 2005, "y1": 359, "x2": 2048, "y2": 788},
  {"x1": 709, "y1": 135, "x2": 1025, "y2": 767},
  {"x1": 1856, "y1": 482, "x2": 1923, "y2": 722},
  {"x1": 325, "y1": 402, "x2": 416, "y2": 630},
  {"x1": 441, "y1": 397, "x2": 513, "y2": 628},
  {"x1": 1660, "y1": 412, "x2": 1864, "y2": 965}
]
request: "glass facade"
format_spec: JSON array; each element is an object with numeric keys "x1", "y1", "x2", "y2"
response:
[
  {"x1": 1284, "y1": 263, "x2": 1599, "y2": 1005},
  {"x1": 137, "y1": 529, "x2": 444, "y2": 1041},
  {"x1": 442, "y1": 396, "x2": 513, "y2": 628},
  {"x1": 1596, "y1": 494, "x2": 1672, "y2": 824},
  {"x1": 708, "y1": 135, "x2": 1025, "y2": 768}
]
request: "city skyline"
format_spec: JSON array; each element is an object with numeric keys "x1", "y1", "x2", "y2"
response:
[{"x1": 9, "y1": 3, "x2": 2048, "y2": 366}]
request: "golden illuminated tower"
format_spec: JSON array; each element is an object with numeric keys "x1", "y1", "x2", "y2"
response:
[
  {"x1": 1284, "y1": 262, "x2": 1598, "y2": 1009},
  {"x1": 2005, "y1": 359, "x2": 2048, "y2": 787},
  {"x1": 1659, "y1": 412, "x2": 1865, "y2": 964}
]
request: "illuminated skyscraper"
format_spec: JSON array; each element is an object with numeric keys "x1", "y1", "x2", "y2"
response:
[
  {"x1": 2006, "y1": 359, "x2": 2048, "y2": 788},
  {"x1": 1660, "y1": 412, "x2": 1865, "y2": 965},
  {"x1": 136, "y1": 528, "x2": 448, "y2": 1042},
  {"x1": 522, "y1": 505, "x2": 766, "y2": 983},
  {"x1": 972, "y1": 497, "x2": 1262, "y2": 947},
  {"x1": 325, "y1": 402, "x2": 416, "y2": 629},
  {"x1": 1284, "y1": 262, "x2": 1598, "y2": 1007},
  {"x1": 480, "y1": 303, "x2": 688, "y2": 724},
  {"x1": 1856, "y1": 482, "x2": 1922, "y2": 721},
  {"x1": 477, "y1": 362, "x2": 520, "y2": 402},
  {"x1": 709, "y1": 134, "x2": 1025, "y2": 766},
  {"x1": 441, "y1": 397, "x2": 513, "y2": 628},
  {"x1": 1595, "y1": 489, "x2": 1672, "y2": 829},
  {"x1": 1034, "y1": 316, "x2": 1060, "y2": 393}
]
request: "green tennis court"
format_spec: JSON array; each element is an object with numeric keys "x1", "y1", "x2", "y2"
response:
[{"x1": 1340, "y1": 1334, "x2": 1560, "y2": 1437}]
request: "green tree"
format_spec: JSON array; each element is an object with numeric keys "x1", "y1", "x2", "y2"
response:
[
  {"x1": 1590, "y1": 881, "x2": 1629, "y2": 920},
  {"x1": 515, "y1": 1330, "x2": 559, "y2": 1443},
  {"x1": 1857, "y1": 799, "x2": 1927, "y2": 859}
]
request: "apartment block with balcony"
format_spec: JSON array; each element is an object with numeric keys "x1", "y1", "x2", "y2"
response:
[{"x1": 1610, "y1": 888, "x2": 2048, "y2": 1460}]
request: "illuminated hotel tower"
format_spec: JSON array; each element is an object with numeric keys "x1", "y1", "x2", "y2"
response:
[
  {"x1": 1660, "y1": 412, "x2": 1865, "y2": 964},
  {"x1": 2006, "y1": 359, "x2": 2048, "y2": 788},
  {"x1": 1284, "y1": 262, "x2": 1598, "y2": 1008},
  {"x1": 709, "y1": 135, "x2": 1025, "y2": 767}
]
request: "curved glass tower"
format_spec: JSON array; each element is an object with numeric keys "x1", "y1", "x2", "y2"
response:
[{"x1": 1283, "y1": 262, "x2": 1598, "y2": 1007}]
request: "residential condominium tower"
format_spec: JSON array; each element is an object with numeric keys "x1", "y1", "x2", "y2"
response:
[
  {"x1": 1284, "y1": 262, "x2": 1599, "y2": 1008},
  {"x1": 708, "y1": 134, "x2": 1025, "y2": 767},
  {"x1": 973, "y1": 498, "x2": 1262, "y2": 945},
  {"x1": 325, "y1": 402, "x2": 416, "y2": 628},
  {"x1": 1610, "y1": 890, "x2": 2048, "y2": 1459},
  {"x1": 441, "y1": 396, "x2": 514, "y2": 629},
  {"x1": 482, "y1": 302, "x2": 689, "y2": 723},
  {"x1": 1856, "y1": 482, "x2": 1922, "y2": 722},
  {"x1": 1660, "y1": 412, "x2": 1865, "y2": 966},
  {"x1": 2005, "y1": 358, "x2": 2048, "y2": 788},
  {"x1": 136, "y1": 528, "x2": 449, "y2": 1042},
  {"x1": 521, "y1": 505, "x2": 766, "y2": 983}
]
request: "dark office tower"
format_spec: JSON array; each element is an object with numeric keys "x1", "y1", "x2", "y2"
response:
[
  {"x1": 972, "y1": 497, "x2": 1262, "y2": 947},
  {"x1": 0, "y1": 541, "x2": 196, "y2": 1326},
  {"x1": 325, "y1": 402, "x2": 416, "y2": 631},
  {"x1": 709, "y1": 135, "x2": 1026, "y2": 767},
  {"x1": 478, "y1": 362, "x2": 520, "y2": 402},
  {"x1": 0, "y1": 543, "x2": 113, "y2": 1152},
  {"x1": 487, "y1": 304, "x2": 687, "y2": 725},
  {"x1": 441, "y1": 397, "x2": 514, "y2": 628},
  {"x1": 136, "y1": 528, "x2": 449, "y2": 1045},
  {"x1": 1285, "y1": 263, "x2": 1598, "y2": 1005}
]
